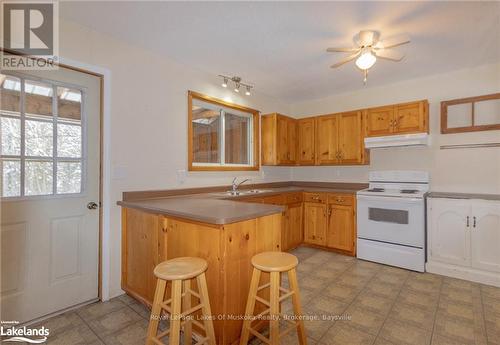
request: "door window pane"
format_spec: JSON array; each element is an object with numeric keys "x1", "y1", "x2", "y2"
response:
[
  {"x1": 25, "y1": 80, "x2": 53, "y2": 117},
  {"x1": 192, "y1": 101, "x2": 221, "y2": 164},
  {"x1": 1, "y1": 75, "x2": 21, "y2": 113},
  {"x1": 225, "y1": 112, "x2": 250, "y2": 164},
  {"x1": 57, "y1": 162, "x2": 81, "y2": 194},
  {"x1": 57, "y1": 123, "x2": 82, "y2": 158},
  {"x1": 25, "y1": 120, "x2": 53, "y2": 157},
  {"x1": 57, "y1": 87, "x2": 81, "y2": 121},
  {"x1": 1, "y1": 117, "x2": 21, "y2": 155},
  {"x1": 2, "y1": 159, "x2": 21, "y2": 197},
  {"x1": 25, "y1": 160, "x2": 53, "y2": 196}
]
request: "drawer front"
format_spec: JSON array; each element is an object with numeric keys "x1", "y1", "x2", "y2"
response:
[
  {"x1": 285, "y1": 192, "x2": 303, "y2": 204},
  {"x1": 328, "y1": 194, "x2": 354, "y2": 206},
  {"x1": 262, "y1": 194, "x2": 286, "y2": 205},
  {"x1": 304, "y1": 192, "x2": 327, "y2": 203}
]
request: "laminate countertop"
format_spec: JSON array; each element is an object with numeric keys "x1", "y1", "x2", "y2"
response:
[
  {"x1": 427, "y1": 192, "x2": 500, "y2": 201},
  {"x1": 117, "y1": 182, "x2": 367, "y2": 225}
]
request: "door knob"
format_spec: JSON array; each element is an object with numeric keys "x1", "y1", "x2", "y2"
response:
[{"x1": 87, "y1": 202, "x2": 99, "y2": 210}]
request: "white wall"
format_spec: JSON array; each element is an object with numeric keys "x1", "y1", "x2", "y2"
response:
[
  {"x1": 59, "y1": 20, "x2": 291, "y2": 298},
  {"x1": 290, "y1": 63, "x2": 500, "y2": 194}
]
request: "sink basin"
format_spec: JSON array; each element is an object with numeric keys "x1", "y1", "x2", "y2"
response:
[{"x1": 222, "y1": 189, "x2": 272, "y2": 196}]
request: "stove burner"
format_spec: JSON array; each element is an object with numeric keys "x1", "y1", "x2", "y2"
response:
[
  {"x1": 367, "y1": 188, "x2": 385, "y2": 192},
  {"x1": 401, "y1": 189, "x2": 418, "y2": 194}
]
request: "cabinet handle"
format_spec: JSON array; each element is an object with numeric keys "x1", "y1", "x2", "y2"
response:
[
  {"x1": 473, "y1": 216, "x2": 476, "y2": 228},
  {"x1": 328, "y1": 207, "x2": 332, "y2": 216},
  {"x1": 466, "y1": 216, "x2": 470, "y2": 227}
]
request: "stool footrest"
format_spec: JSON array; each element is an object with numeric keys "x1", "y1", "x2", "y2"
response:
[
  {"x1": 257, "y1": 282, "x2": 270, "y2": 291},
  {"x1": 249, "y1": 327, "x2": 270, "y2": 344},
  {"x1": 180, "y1": 303, "x2": 203, "y2": 318},
  {"x1": 278, "y1": 290, "x2": 294, "y2": 302},
  {"x1": 255, "y1": 295, "x2": 270, "y2": 307},
  {"x1": 279, "y1": 322, "x2": 298, "y2": 338}
]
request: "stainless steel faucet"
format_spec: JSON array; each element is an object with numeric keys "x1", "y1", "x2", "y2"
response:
[{"x1": 232, "y1": 177, "x2": 251, "y2": 192}]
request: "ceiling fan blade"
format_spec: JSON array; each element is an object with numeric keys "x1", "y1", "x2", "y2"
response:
[
  {"x1": 326, "y1": 47, "x2": 360, "y2": 53},
  {"x1": 374, "y1": 49, "x2": 405, "y2": 61},
  {"x1": 375, "y1": 34, "x2": 411, "y2": 49},
  {"x1": 330, "y1": 52, "x2": 361, "y2": 68}
]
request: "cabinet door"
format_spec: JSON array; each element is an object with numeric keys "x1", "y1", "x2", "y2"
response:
[
  {"x1": 123, "y1": 208, "x2": 160, "y2": 304},
  {"x1": 276, "y1": 115, "x2": 289, "y2": 164},
  {"x1": 316, "y1": 115, "x2": 339, "y2": 164},
  {"x1": 287, "y1": 119, "x2": 297, "y2": 163},
  {"x1": 303, "y1": 202, "x2": 327, "y2": 245},
  {"x1": 338, "y1": 111, "x2": 363, "y2": 164},
  {"x1": 286, "y1": 202, "x2": 303, "y2": 250},
  {"x1": 327, "y1": 204, "x2": 355, "y2": 253},
  {"x1": 394, "y1": 102, "x2": 426, "y2": 134},
  {"x1": 365, "y1": 106, "x2": 394, "y2": 137},
  {"x1": 428, "y1": 199, "x2": 471, "y2": 266},
  {"x1": 471, "y1": 202, "x2": 500, "y2": 272},
  {"x1": 297, "y1": 118, "x2": 315, "y2": 165}
]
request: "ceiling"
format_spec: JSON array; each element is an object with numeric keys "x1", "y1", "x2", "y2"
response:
[{"x1": 60, "y1": 1, "x2": 499, "y2": 103}]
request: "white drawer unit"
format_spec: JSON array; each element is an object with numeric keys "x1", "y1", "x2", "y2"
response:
[{"x1": 427, "y1": 197, "x2": 500, "y2": 287}]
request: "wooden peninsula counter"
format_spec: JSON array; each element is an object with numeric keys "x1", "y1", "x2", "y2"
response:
[{"x1": 119, "y1": 192, "x2": 284, "y2": 345}]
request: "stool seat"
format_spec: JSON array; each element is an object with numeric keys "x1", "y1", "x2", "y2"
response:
[
  {"x1": 251, "y1": 251, "x2": 298, "y2": 272},
  {"x1": 153, "y1": 257, "x2": 208, "y2": 280}
]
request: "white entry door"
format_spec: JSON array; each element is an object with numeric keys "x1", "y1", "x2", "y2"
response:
[{"x1": 1, "y1": 66, "x2": 101, "y2": 324}]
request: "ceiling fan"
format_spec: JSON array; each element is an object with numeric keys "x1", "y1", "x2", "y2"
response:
[{"x1": 327, "y1": 30, "x2": 410, "y2": 83}]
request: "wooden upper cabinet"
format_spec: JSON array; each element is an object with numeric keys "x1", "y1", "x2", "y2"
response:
[
  {"x1": 338, "y1": 111, "x2": 363, "y2": 164},
  {"x1": 395, "y1": 101, "x2": 427, "y2": 134},
  {"x1": 315, "y1": 115, "x2": 339, "y2": 165},
  {"x1": 297, "y1": 118, "x2": 315, "y2": 164},
  {"x1": 261, "y1": 113, "x2": 297, "y2": 165},
  {"x1": 365, "y1": 106, "x2": 394, "y2": 137},
  {"x1": 365, "y1": 100, "x2": 428, "y2": 137},
  {"x1": 316, "y1": 112, "x2": 366, "y2": 165}
]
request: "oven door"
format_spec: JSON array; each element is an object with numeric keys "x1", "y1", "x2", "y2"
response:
[{"x1": 357, "y1": 195, "x2": 425, "y2": 248}]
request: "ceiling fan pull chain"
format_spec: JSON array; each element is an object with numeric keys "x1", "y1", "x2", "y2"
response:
[{"x1": 363, "y1": 69, "x2": 368, "y2": 85}]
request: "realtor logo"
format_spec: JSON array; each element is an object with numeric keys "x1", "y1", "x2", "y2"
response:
[{"x1": 1, "y1": 1, "x2": 59, "y2": 70}]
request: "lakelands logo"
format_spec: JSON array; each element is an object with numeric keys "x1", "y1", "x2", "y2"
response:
[
  {"x1": 1, "y1": 0, "x2": 59, "y2": 70},
  {"x1": 0, "y1": 321, "x2": 49, "y2": 343}
]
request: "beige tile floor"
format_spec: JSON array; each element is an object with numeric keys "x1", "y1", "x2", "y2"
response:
[{"x1": 22, "y1": 246, "x2": 500, "y2": 345}]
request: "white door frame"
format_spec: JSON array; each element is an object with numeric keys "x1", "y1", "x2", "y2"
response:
[{"x1": 57, "y1": 56, "x2": 112, "y2": 301}]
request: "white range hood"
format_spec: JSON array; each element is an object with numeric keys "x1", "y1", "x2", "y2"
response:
[{"x1": 364, "y1": 133, "x2": 430, "y2": 149}]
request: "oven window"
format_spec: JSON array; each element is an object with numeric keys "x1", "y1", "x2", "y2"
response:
[{"x1": 369, "y1": 208, "x2": 409, "y2": 224}]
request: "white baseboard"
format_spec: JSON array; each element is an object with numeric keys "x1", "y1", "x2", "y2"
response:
[{"x1": 426, "y1": 261, "x2": 500, "y2": 287}]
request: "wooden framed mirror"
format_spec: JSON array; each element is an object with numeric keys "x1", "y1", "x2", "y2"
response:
[{"x1": 441, "y1": 93, "x2": 500, "y2": 134}]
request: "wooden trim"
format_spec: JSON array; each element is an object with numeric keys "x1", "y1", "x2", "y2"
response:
[
  {"x1": 441, "y1": 93, "x2": 500, "y2": 134},
  {"x1": 187, "y1": 90, "x2": 260, "y2": 171}
]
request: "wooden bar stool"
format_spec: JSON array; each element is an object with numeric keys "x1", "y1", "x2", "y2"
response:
[
  {"x1": 146, "y1": 257, "x2": 216, "y2": 345},
  {"x1": 240, "y1": 252, "x2": 307, "y2": 345}
]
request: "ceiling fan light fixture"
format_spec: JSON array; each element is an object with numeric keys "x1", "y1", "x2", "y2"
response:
[
  {"x1": 222, "y1": 77, "x2": 228, "y2": 88},
  {"x1": 355, "y1": 51, "x2": 376, "y2": 70}
]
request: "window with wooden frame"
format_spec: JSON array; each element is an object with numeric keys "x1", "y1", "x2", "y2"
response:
[
  {"x1": 441, "y1": 93, "x2": 500, "y2": 134},
  {"x1": 188, "y1": 91, "x2": 259, "y2": 171}
]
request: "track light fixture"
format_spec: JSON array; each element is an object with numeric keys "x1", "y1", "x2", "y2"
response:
[{"x1": 218, "y1": 75, "x2": 253, "y2": 96}]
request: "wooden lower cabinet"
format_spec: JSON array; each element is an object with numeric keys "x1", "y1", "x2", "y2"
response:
[
  {"x1": 327, "y1": 204, "x2": 355, "y2": 253},
  {"x1": 303, "y1": 193, "x2": 357, "y2": 255},
  {"x1": 303, "y1": 202, "x2": 327, "y2": 246},
  {"x1": 121, "y1": 207, "x2": 282, "y2": 345},
  {"x1": 283, "y1": 202, "x2": 303, "y2": 251}
]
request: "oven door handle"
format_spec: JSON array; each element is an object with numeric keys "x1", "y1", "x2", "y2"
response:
[{"x1": 356, "y1": 194, "x2": 423, "y2": 203}]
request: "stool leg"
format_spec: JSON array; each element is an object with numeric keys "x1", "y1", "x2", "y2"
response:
[
  {"x1": 183, "y1": 280, "x2": 192, "y2": 345},
  {"x1": 196, "y1": 273, "x2": 216, "y2": 345},
  {"x1": 146, "y1": 279, "x2": 166, "y2": 345},
  {"x1": 288, "y1": 268, "x2": 307, "y2": 345},
  {"x1": 269, "y1": 271, "x2": 280, "y2": 345},
  {"x1": 239, "y1": 268, "x2": 261, "y2": 345},
  {"x1": 169, "y1": 279, "x2": 183, "y2": 345}
]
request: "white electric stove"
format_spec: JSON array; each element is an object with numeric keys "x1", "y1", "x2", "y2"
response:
[{"x1": 356, "y1": 171, "x2": 429, "y2": 272}]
